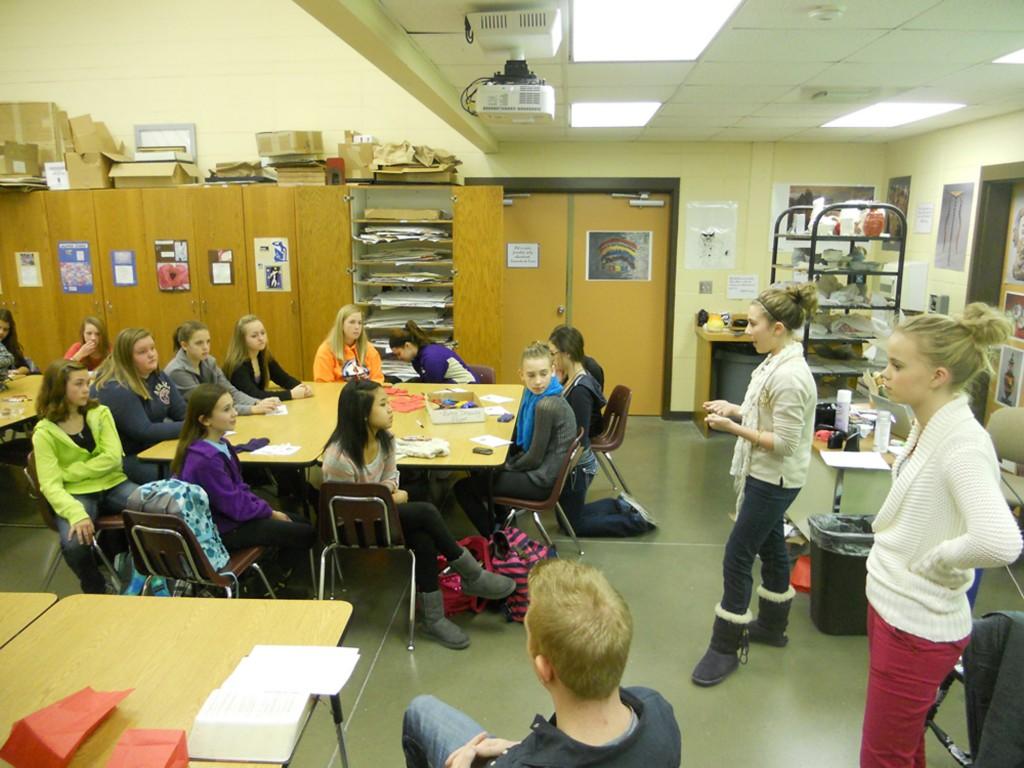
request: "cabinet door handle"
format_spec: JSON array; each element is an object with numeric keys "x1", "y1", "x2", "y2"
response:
[
  {"x1": 201, "y1": 299, "x2": 208, "y2": 314},
  {"x1": 290, "y1": 299, "x2": 296, "y2": 314},
  {"x1": 557, "y1": 305, "x2": 566, "y2": 315},
  {"x1": 106, "y1": 301, "x2": 113, "y2": 312}
]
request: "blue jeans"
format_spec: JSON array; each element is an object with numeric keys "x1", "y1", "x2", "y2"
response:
[
  {"x1": 54, "y1": 479, "x2": 138, "y2": 593},
  {"x1": 558, "y1": 449, "x2": 598, "y2": 529},
  {"x1": 721, "y1": 475, "x2": 800, "y2": 614},
  {"x1": 402, "y1": 695, "x2": 489, "y2": 768}
]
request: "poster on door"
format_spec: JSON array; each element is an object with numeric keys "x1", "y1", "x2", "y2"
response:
[
  {"x1": 934, "y1": 182, "x2": 974, "y2": 272},
  {"x1": 1005, "y1": 186, "x2": 1024, "y2": 284},
  {"x1": 254, "y1": 237, "x2": 291, "y2": 292},
  {"x1": 996, "y1": 344, "x2": 1023, "y2": 407},
  {"x1": 586, "y1": 231, "x2": 652, "y2": 281},
  {"x1": 57, "y1": 241, "x2": 94, "y2": 294},
  {"x1": 155, "y1": 239, "x2": 191, "y2": 291}
]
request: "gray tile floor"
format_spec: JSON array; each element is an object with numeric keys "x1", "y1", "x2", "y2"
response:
[{"x1": 2, "y1": 418, "x2": 1022, "y2": 767}]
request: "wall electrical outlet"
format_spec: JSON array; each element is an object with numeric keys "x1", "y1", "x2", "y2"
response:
[
  {"x1": 929, "y1": 293, "x2": 949, "y2": 314},
  {"x1": 699, "y1": 280, "x2": 712, "y2": 294}
]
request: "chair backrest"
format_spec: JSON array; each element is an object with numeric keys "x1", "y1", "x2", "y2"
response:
[
  {"x1": 508, "y1": 427, "x2": 584, "y2": 509},
  {"x1": 123, "y1": 509, "x2": 223, "y2": 585},
  {"x1": 595, "y1": 385, "x2": 631, "y2": 451},
  {"x1": 466, "y1": 364, "x2": 495, "y2": 384},
  {"x1": 987, "y1": 407, "x2": 1024, "y2": 465},
  {"x1": 24, "y1": 451, "x2": 60, "y2": 534},
  {"x1": 318, "y1": 481, "x2": 405, "y2": 549}
]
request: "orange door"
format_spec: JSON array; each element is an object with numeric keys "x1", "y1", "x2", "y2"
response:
[
  {"x1": 501, "y1": 194, "x2": 569, "y2": 381},
  {"x1": 570, "y1": 194, "x2": 670, "y2": 415}
]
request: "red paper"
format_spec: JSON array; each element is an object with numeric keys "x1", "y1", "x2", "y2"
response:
[
  {"x1": 791, "y1": 554, "x2": 811, "y2": 593},
  {"x1": 385, "y1": 386, "x2": 408, "y2": 396},
  {"x1": 0, "y1": 686, "x2": 133, "y2": 768},
  {"x1": 106, "y1": 729, "x2": 188, "y2": 768},
  {"x1": 390, "y1": 393, "x2": 426, "y2": 413}
]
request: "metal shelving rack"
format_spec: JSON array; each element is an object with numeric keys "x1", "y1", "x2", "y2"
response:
[{"x1": 770, "y1": 201, "x2": 908, "y2": 379}]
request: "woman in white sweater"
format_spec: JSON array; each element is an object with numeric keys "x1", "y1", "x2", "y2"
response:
[
  {"x1": 860, "y1": 303, "x2": 1022, "y2": 768},
  {"x1": 691, "y1": 283, "x2": 818, "y2": 687}
]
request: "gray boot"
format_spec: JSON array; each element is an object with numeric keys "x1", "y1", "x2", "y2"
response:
[
  {"x1": 747, "y1": 585, "x2": 795, "y2": 647},
  {"x1": 418, "y1": 591, "x2": 470, "y2": 650},
  {"x1": 449, "y1": 548, "x2": 516, "y2": 600},
  {"x1": 691, "y1": 604, "x2": 751, "y2": 687}
]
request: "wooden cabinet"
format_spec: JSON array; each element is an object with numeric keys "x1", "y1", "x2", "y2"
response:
[{"x1": 453, "y1": 185, "x2": 503, "y2": 374}]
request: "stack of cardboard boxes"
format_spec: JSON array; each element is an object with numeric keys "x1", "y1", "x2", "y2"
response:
[
  {"x1": 0, "y1": 101, "x2": 71, "y2": 188},
  {"x1": 255, "y1": 130, "x2": 325, "y2": 186}
]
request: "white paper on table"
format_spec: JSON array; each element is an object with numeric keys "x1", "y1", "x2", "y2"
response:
[
  {"x1": 447, "y1": 387, "x2": 469, "y2": 393},
  {"x1": 483, "y1": 406, "x2": 511, "y2": 417},
  {"x1": 250, "y1": 443, "x2": 301, "y2": 456},
  {"x1": 819, "y1": 451, "x2": 890, "y2": 470},
  {"x1": 479, "y1": 394, "x2": 514, "y2": 404},
  {"x1": 222, "y1": 646, "x2": 361, "y2": 696},
  {"x1": 268, "y1": 404, "x2": 289, "y2": 416},
  {"x1": 470, "y1": 435, "x2": 513, "y2": 448}
]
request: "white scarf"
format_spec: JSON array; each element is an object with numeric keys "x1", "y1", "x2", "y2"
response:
[{"x1": 728, "y1": 341, "x2": 805, "y2": 518}]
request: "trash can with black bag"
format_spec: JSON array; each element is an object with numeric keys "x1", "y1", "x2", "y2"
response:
[{"x1": 808, "y1": 514, "x2": 875, "y2": 635}]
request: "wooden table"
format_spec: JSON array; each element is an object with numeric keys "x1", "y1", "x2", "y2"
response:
[
  {"x1": 0, "y1": 374, "x2": 42, "y2": 430},
  {"x1": 693, "y1": 326, "x2": 754, "y2": 437},
  {"x1": 0, "y1": 591, "x2": 56, "y2": 647},
  {"x1": 391, "y1": 383, "x2": 523, "y2": 468},
  {"x1": 138, "y1": 382, "x2": 343, "y2": 466},
  {"x1": 0, "y1": 595, "x2": 353, "y2": 767}
]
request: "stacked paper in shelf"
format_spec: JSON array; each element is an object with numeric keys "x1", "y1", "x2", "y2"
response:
[
  {"x1": 371, "y1": 289, "x2": 452, "y2": 308},
  {"x1": 357, "y1": 248, "x2": 452, "y2": 263},
  {"x1": 363, "y1": 272, "x2": 448, "y2": 284},
  {"x1": 365, "y1": 307, "x2": 450, "y2": 329},
  {"x1": 356, "y1": 225, "x2": 449, "y2": 244}
]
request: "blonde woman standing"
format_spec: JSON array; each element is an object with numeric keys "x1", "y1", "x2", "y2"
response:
[
  {"x1": 313, "y1": 304, "x2": 383, "y2": 384},
  {"x1": 692, "y1": 284, "x2": 818, "y2": 687},
  {"x1": 860, "y1": 304, "x2": 1022, "y2": 768}
]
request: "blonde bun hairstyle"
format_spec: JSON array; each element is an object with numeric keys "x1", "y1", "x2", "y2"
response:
[{"x1": 756, "y1": 283, "x2": 819, "y2": 331}]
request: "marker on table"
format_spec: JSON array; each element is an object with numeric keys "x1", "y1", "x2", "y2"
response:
[{"x1": 416, "y1": 420, "x2": 425, "y2": 429}]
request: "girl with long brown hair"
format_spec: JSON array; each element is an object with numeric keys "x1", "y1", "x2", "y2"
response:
[{"x1": 223, "y1": 314, "x2": 312, "y2": 400}]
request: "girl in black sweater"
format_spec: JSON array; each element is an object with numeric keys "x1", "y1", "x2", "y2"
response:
[{"x1": 223, "y1": 314, "x2": 313, "y2": 401}]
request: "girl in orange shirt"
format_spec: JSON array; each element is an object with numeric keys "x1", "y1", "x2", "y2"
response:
[{"x1": 313, "y1": 304, "x2": 383, "y2": 384}]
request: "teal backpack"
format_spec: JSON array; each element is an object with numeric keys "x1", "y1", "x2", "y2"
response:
[{"x1": 127, "y1": 479, "x2": 230, "y2": 570}]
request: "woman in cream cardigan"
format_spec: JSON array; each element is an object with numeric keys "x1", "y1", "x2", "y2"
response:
[
  {"x1": 860, "y1": 304, "x2": 1022, "y2": 768},
  {"x1": 691, "y1": 283, "x2": 818, "y2": 687}
]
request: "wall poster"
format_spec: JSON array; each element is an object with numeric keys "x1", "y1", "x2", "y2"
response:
[
  {"x1": 209, "y1": 249, "x2": 234, "y2": 285},
  {"x1": 254, "y1": 238, "x2": 291, "y2": 292},
  {"x1": 934, "y1": 182, "x2": 974, "y2": 272},
  {"x1": 883, "y1": 176, "x2": 911, "y2": 250},
  {"x1": 1006, "y1": 186, "x2": 1024, "y2": 284},
  {"x1": 997, "y1": 344, "x2": 1023, "y2": 407},
  {"x1": 16, "y1": 252, "x2": 42, "y2": 287},
  {"x1": 1004, "y1": 292, "x2": 1024, "y2": 341},
  {"x1": 57, "y1": 241, "x2": 94, "y2": 294},
  {"x1": 685, "y1": 201, "x2": 737, "y2": 270},
  {"x1": 155, "y1": 239, "x2": 191, "y2": 291},
  {"x1": 586, "y1": 231, "x2": 652, "y2": 281},
  {"x1": 111, "y1": 250, "x2": 137, "y2": 287}
]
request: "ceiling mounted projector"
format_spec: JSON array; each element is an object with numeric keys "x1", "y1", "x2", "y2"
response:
[{"x1": 461, "y1": 8, "x2": 560, "y2": 124}]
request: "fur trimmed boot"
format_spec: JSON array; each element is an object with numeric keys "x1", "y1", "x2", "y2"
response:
[
  {"x1": 418, "y1": 590, "x2": 470, "y2": 650},
  {"x1": 691, "y1": 604, "x2": 751, "y2": 687},
  {"x1": 449, "y1": 548, "x2": 516, "y2": 600},
  {"x1": 747, "y1": 585, "x2": 795, "y2": 647}
]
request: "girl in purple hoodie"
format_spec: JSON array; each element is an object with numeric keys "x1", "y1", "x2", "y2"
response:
[
  {"x1": 172, "y1": 383, "x2": 314, "y2": 557},
  {"x1": 388, "y1": 321, "x2": 476, "y2": 384}
]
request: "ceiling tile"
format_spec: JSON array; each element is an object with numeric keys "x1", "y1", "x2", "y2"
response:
[
  {"x1": 647, "y1": 114, "x2": 739, "y2": 128},
  {"x1": 807, "y1": 60, "x2": 970, "y2": 89},
  {"x1": 684, "y1": 61, "x2": 831, "y2": 86},
  {"x1": 752, "y1": 102, "x2": 865, "y2": 119},
  {"x1": 926, "y1": 63, "x2": 1024, "y2": 92},
  {"x1": 567, "y1": 85, "x2": 678, "y2": 102},
  {"x1": 788, "y1": 127, "x2": 880, "y2": 142},
  {"x1": 846, "y1": 30, "x2": 1024, "y2": 64},
  {"x1": 702, "y1": 29, "x2": 888, "y2": 62},
  {"x1": 565, "y1": 127, "x2": 645, "y2": 141},
  {"x1": 639, "y1": 127, "x2": 722, "y2": 141},
  {"x1": 381, "y1": 0, "x2": 570, "y2": 34},
  {"x1": 658, "y1": 101, "x2": 765, "y2": 118},
  {"x1": 728, "y1": 0, "x2": 939, "y2": 30},
  {"x1": 903, "y1": 0, "x2": 1024, "y2": 31},
  {"x1": 669, "y1": 84, "x2": 792, "y2": 103},
  {"x1": 566, "y1": 62, "x2": 693, "y2": 87},
  {"x1": 710, "y1": 126, "x2": 803, "y2": 141},
  {"x1": 410, "y1": 32, "x2": 561, "y2": 66},
  {"x1": 732, "y1": 115, "x2": 824, "y2": 129}
]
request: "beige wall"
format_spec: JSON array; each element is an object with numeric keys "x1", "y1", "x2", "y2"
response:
[{"x1": 13, "y1": 0, "x2": 1024, "y2": 411}]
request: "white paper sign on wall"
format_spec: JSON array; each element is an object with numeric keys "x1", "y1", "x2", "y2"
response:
[
  {"x1": 727, "y1": 274, "x2": 759, "y2": 300},
  {"x1": 506, "y1": 243, "x2": 539, "y2": 268}
]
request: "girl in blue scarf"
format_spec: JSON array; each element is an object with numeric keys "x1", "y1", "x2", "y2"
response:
[{"x1": 455, "y1": 342, "x2": 576, "y2": 535}]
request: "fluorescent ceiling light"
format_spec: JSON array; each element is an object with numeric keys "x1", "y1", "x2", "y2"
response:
[
  {"x1": 823, "y1": 102, "x2": 965, "y2": 128},
  {"x1": 571, "y1": 102, "x2": 661, "y2": 128},
  {"x1": 994, "y1": 47, "x2": 1024, "y2": 64},
  {"x1": 572, "y1": 0, "x2": 742, "y2": 62}
]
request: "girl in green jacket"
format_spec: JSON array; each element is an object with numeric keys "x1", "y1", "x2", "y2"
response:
[{"x1": 32, "y1": 360, "x2": 137, "y2": 593}]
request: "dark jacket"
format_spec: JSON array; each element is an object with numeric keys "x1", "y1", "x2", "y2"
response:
[
  {"x1": 414, "y1": 344, "x2": 476, "y2": 384},
  {"x1": 506, "y1": 396, "x2": 576, "y2": 489},
  {"x1": 494, "y1": 687, "x2": 681, "y2": 768},
  {"x1": 94, "y1": 371, "x2": 185, "y2": 456},
  {"x1": 564, "y1": 370, "x2": 606, "y2": 447},
  {"x1": 964, "y1": 611, "x2": 1024, "y2": 767},
  {"x1": 583, "y1": 355, "x2": 605, "y2": 392},
  {"x1": 228, "y1": 351, "x2": 301, "y2": 401},
  {"x1": 177, "y1": 439, "x2": 271, "y2": 534}
]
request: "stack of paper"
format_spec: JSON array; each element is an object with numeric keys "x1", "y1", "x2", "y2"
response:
[{"x1": 356, "y1": 225, "x2": 448, "y2": 244}]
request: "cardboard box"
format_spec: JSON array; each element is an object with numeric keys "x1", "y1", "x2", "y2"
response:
[
  {"x1": 365, "y1": 207, "x2": 443, "y2": 220},
  {"x1": 64, "y1": 150, "x2": 130, "y2": 189},
  {"x1": 427, "y1": 391, "x2": 486, "y2": 424},
  {"x1": 374, "y1": 164, "x2": 461, "y2": 185},
  {"x1": 0, "y1": 141, "x2": 41, "y2": 177},
  {"x1": 275, "y1": 165, "x2": 326, "y2": 186},
  {"x1": 338, "y1": 131, "x2": 378, "y2": 180},
  {"x1": 108, "y1": 161, "x2": 201, "y2": 188},
  {"x1": 68, "y1": 114, "x2": 124, "y2": 155},
  {"x1": 256, "y1": 130, "x2": 324, "y2": 157},
  {"x1": 0, "y1": 102, "x2": 69, "y2": 163}
]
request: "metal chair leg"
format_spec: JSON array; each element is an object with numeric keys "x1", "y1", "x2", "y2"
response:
[
  {"x1": 331, "y1": 696, "x2": 351, "y2": 768},
  {"x1": 595, "y1": 451, "x2": 620, "y2": 491},
  {"x1": 531, "y1": 511, "x2": 554, "y2": 548},
  {"x1": 554, "y1": 503, "x2": 583, "y2": 556},
  {"x1": 407, "y1": 550, "x2": 416, "y2": 651},
  {"x1": 603, "y1": 451, "x2": 632, "y2": 496},
  {"x1": 250, "y1": 562, "x2": 277, "y2": 599},
  {"x1": 42, "y1": 545, "x2": 61, "y2": 590},
  {"x1": 91, "y1": 538, "x2": 122, "y2": 593},
  {"x1": 318, "y1": 544, "x2": 338, "y2": 600},
  {"x1": 308, "y1": 549, "x2": 317, "y2": 592}
]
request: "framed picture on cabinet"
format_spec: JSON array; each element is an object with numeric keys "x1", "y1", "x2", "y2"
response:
[{"x1": 155, "y1": 239, "x2": 191, "y2": 291}]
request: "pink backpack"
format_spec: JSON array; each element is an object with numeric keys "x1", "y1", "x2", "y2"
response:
[
  {"x1": 438, "y1": 535, "x2": 491, "y2": 616},
  {"x1": 489, "y1": 527, "x2": 557, "y2": 622}
]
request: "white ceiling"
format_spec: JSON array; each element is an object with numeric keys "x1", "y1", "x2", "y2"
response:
[{"x1": 374, "y1": 0, "x2": 1024, "y2": 143}]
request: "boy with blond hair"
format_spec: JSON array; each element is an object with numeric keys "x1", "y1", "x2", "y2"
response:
[{"x1": 402, "y1": 559, "x2": 681, "y2": 767}]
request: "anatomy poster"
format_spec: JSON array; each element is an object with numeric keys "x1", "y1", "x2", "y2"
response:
[
  {"x1": 586, "y1": 231, "x2": 651, "y2": 281},
  {"x1": 685, "y1": 201, "x2": 737, "y2": 270},
  {"x1": 155, "y1": 239, "x2": 191, "y2": 291},
  {"x1": 254, "y1": 237, "x2": 291, "y2": 292},
  {"x1": 934, "y1": 182, "x2": 974, "y2": 272}
]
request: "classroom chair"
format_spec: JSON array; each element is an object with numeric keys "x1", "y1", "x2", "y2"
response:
[
  {"x1": 466, "y1": 364, "x2": 496, "y2": 384},
  {"x1": 498, "y1": 428, "x2": 585, "y2": 556},
  {"x1": 986, "y1": 406, "x2": 1024, "y2": 511},
  {"x1": 317, "y1": 481, "x2": 417, "y2": 650},
  {"x1": 25, "y1": 451, "x2": 123, "y2": 592},
  {"x1": 123, "y1": 509, "x2": 276, "y2": 599},
  {"x1": 590, "y1": 384, "x2": 634, "y2": 496}
]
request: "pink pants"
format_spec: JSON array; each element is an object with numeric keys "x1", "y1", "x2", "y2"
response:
[{"x1": 860, "y1": 604, "x2": 969, "y2": 768}]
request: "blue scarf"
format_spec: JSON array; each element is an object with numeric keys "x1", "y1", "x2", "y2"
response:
[{"x1": 515, "y1": 377, "x2": 563, "y2": 449}]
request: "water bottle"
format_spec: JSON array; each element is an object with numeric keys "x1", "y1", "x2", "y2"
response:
[
  {"x1": 874, "y1": 410, "x2": 891, "y2": 453},
  {"x1": 835, "y1": 389, "x2": 852, "y2": 433}
]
